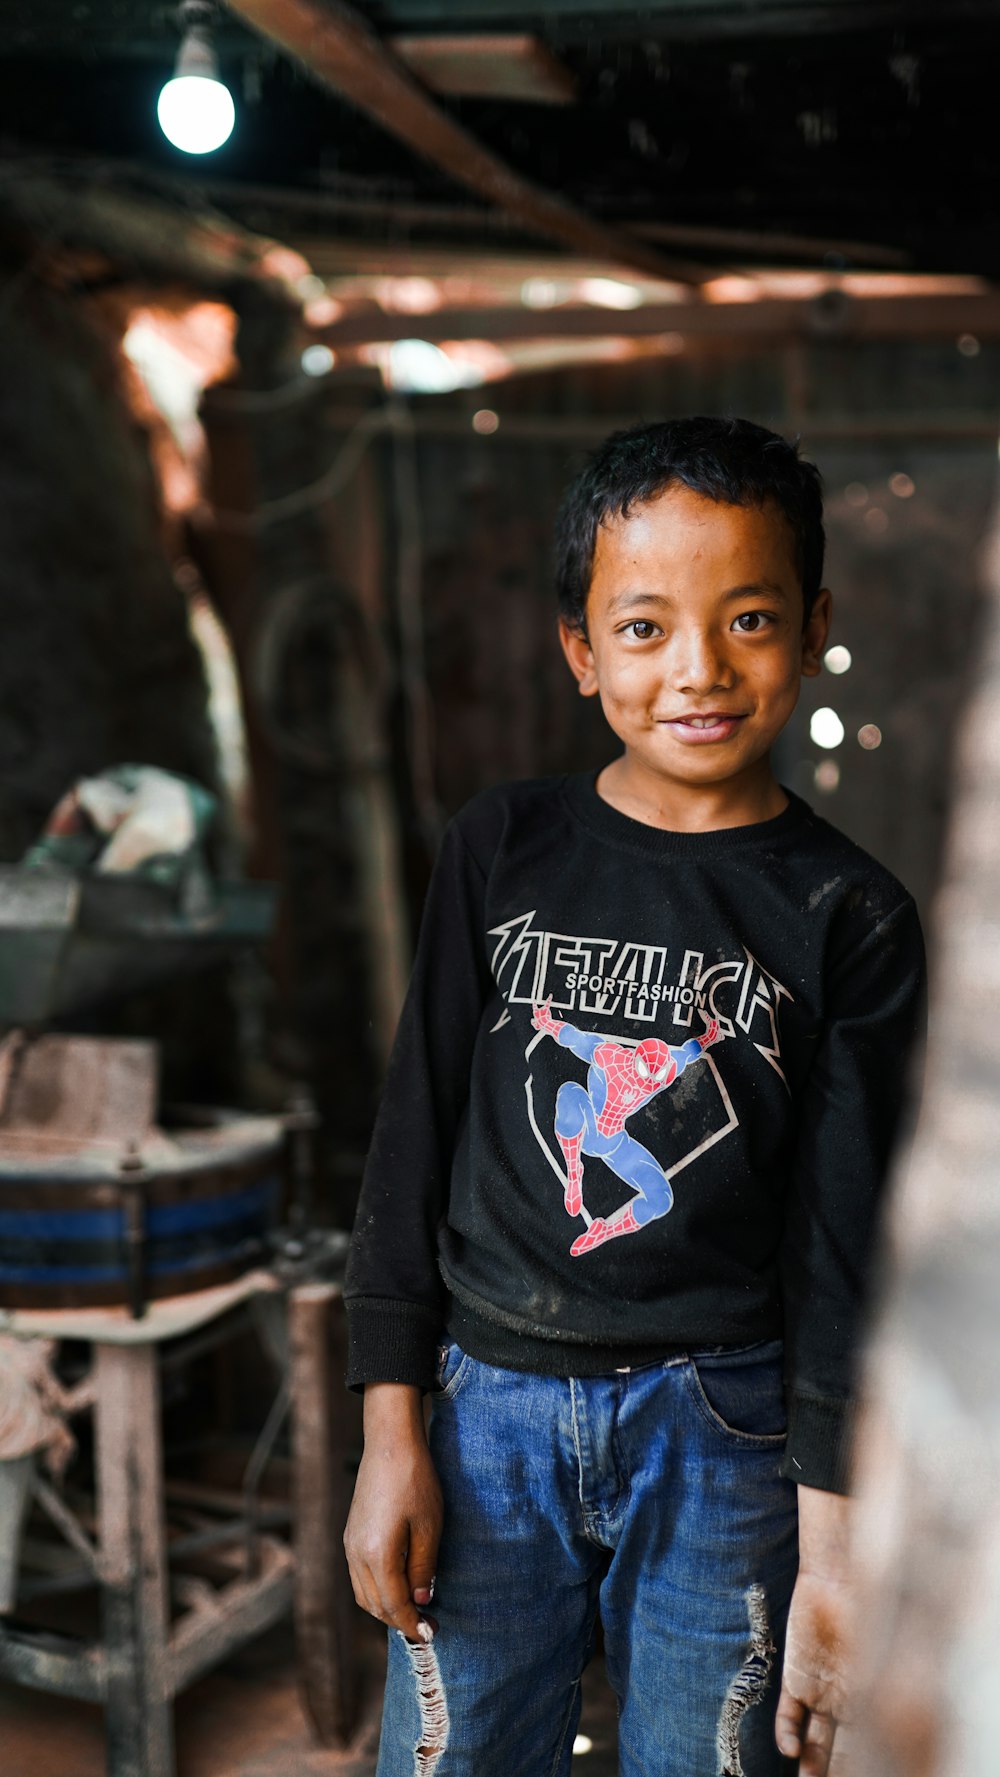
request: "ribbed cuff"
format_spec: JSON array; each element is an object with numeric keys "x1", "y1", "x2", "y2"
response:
[
  {"x1": 344, "y1": 1296, "x2": 443, "y2": 1391},
  {"x1": 781, "y1": 1392, "x2": 855, "y2": 1494}
]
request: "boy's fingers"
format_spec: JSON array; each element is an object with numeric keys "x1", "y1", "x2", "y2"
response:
[
  {"x1": 799, "y1": 1712, "x2": 837, "y2": 1777},
  {"x1": 777, "y1": 1700, "x2": 836, "y2": 1777},
  {"x1": 407, "y1": 1528, "x2": 440, "y2": 1602},
  {"x1": 774, "y1": 1689, "x2": 806, "y2": 1757},
  {"x1": 369, "y1": 1551, "x2": 432, "y2": 1642}
]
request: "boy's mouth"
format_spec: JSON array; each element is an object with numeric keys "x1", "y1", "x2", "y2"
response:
[{"x1": 662, "y1": 713, "x2": 746, "y2": 742}]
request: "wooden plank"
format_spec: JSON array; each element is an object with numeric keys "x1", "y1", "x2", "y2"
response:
[
  {"x1": 320, "y1": 290, "x2": 1000, "y2": 348},
  {"x1": 0, "y1": 168, "x2": 305, "y2": 306},
  {"x1": 320, "y1": 407, "x2": 1000, "y2": 448},
  {"x1": 95, "y1": 1343, "x2": 174, "y2": 1777},
  {"x1": 169, "y1": 1542, "x2": 294, "y2": 1696},
  {"x1": 223, "y1": 0, "x2": 712, "y2": 284},
  {"x1": 355, "y1": 0, "x2": 997, "y2": 31},
  {"x1": 289, "y1": 1283, "x2": 358, "y2": 1746},
  {"x1": 0, "y1": 1625, "x2": 106, "y2": 1701},
  {"x1": 390, "y1": 34, "x2": 577, "y2": 104}
]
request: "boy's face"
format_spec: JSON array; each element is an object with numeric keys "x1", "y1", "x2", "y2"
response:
[{"x1": 560, "y1": 485, "x2": 831, "y2": 822}]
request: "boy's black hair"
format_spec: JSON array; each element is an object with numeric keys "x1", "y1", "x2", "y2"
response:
[{"x1": 554, "y1": 415, "x2": 825, "y2": 632}]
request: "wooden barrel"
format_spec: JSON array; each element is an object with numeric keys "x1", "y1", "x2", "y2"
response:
[{"x1": 0, "y1": 1109, "x2": 285, "y2": 1309}]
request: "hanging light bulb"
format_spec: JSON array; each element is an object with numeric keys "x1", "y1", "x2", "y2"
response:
[{"x1": 157, "y1": 1, "x2": 236, "y2": 155}]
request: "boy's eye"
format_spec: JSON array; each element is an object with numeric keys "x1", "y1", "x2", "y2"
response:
[
  {"x1": 624, "y1": 620, "x2": 659, "y2": 640},
  {"x1": 732, "y1": 611, "x2": 773, "y2": 634}
]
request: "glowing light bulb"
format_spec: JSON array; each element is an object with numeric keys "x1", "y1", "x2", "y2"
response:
[
  {"x1": 158, "y1": 76, "x2": 234, "y2": 152},
  {"x1": 158, "y1": 6, "x2": 235, "y2": 155}
]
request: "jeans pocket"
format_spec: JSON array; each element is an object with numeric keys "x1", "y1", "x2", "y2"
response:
[
  {"x1": 433, "y1": 1339, "x2": 472, "y2": 1401},
  {"x1": 685, "y1": 1340, "x2": 787, "y2": 1446}
]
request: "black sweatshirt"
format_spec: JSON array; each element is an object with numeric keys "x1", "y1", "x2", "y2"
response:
[{"x1": 345, "y1": 773, "x2": 925, "y2": 1492}]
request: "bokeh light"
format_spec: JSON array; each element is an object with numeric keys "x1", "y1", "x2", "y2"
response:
[{"x1": 810, "y1": 708, "x2": 845, "y2": 749}]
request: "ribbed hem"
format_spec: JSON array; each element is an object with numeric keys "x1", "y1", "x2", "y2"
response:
[
  {"x1": 345, "y1": 1297, "x2": 443, "y2": 1391},
  {"x1": 781, "y1": 1392, "x2": 854, "y2": 1494},
  {"x1": 448, "y1": 1294, "x2": 781, "y2": 1380}
]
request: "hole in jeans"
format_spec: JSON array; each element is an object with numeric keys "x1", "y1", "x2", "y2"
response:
[
  {"x1": 401, "y1": 1632, "x2": 450, "y2": 1775},
  {"x1": 716, "y1": 1583, "x2": 776, "y2": 1777}
]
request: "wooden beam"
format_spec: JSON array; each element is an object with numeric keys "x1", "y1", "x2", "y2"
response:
[
  {"x1": 169, "y1": 1542, "x2": 294, "y2": 1696},
  {"x1": 319, "y1": 291, "x2": 1000, "y2": 347},
  {"x1": 221, "y1": 0, "x2": 712, "y2": 286},
  {"x1": 337, "y1": 0, "x2": 1000, "y2": 34},
  {"x1": 390, "y1": 33, "x2": 578, "y2": 104},
  {"x1": 0, "y1": 166, "x2": 305, "y2": 306},
  {"x1": 321, "y1": 409, "x2": 1000, "y2": 447},
  {"x1": 0, "y1": 1626, "x2": 106, "y2": 1702}
]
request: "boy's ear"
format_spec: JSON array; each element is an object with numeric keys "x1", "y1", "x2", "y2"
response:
[
  {"x1": 559, "y1": 618, "x2": 599, "y2": 697},
  {"x1": 801, "y1": 587, "x2": 833, "y2": 678}
]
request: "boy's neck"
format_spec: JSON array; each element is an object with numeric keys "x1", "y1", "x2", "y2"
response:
[{"x1": 595, "y1": 755, "x2": 790, "y2": 834}]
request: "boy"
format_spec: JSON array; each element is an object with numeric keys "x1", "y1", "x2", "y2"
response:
[{"x1": 344, "y1": 417, "x2": 925, "y2": 1777}]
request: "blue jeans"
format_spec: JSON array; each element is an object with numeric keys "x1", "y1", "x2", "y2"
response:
[{"x1": 377, "y1": 1341, "x2": 799, "y2": 1777}]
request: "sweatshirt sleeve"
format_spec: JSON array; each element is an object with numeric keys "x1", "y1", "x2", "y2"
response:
[
  {"x1": 344, "y1": 816, "x2": 492, "y2": 1390},
  {"x1": 780, "y1": 893, "x2": 926, "y2": 1493}
]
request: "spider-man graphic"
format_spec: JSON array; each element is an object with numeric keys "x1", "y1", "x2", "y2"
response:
[{"x1": 531, "y1": 999, "x2": 722, "y2": 1255}]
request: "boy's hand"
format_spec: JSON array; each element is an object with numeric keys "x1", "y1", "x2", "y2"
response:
[
  {"x1": 344, "y1": 1382, "x2": 443, "y2": 1644},
  {"x1": 532, "y1": 997, "x2": 564, "y2": 1038},
  {"x1": 775, "y1": 1486, "x2": 852, "y2": 1776}
]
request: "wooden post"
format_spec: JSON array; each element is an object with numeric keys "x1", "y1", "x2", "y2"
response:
[
  {"x1": 288, "y1": 1282, "x2": 358, "y2": 1745},
  {"x1": 95, "y1": 1343, "x2": 174, "y2": 1777}
]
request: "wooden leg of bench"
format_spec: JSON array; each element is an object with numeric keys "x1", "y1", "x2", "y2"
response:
[
  {"x1": 289, "y1": 1283, "x2": 358, "y2": 1746},
  {"x1": 95, "y1": 1342, "x2": 174, "y2": 1777}
]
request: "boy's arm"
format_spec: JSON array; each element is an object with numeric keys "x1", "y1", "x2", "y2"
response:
[
  {"x1": 774, "y1": 892, "x2": 925, "y2": 1773},
  {"x1": 344, "y1": 1383, "x2": 443, "y2": 1644},
  {"x1": 345, "y1": 816, "x2": 492, "y2": 1392},
  {"x1": 776, "y1": 1486, "x2": 852, "y2": 1776},
  {"x1": 779, "y1": 893, "x2": 926, "y2": 1492}
]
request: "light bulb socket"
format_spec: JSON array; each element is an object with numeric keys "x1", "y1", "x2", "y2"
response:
[{"x1": 175, "y1": 1, "x2": 221, "y2": 81}]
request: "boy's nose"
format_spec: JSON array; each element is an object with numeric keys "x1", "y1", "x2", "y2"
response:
[{"x1": 668, "y1": 629, "x2": 734, "y2": 692}]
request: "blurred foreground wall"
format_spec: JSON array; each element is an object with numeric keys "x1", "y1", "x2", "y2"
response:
[{"x1": 851, "y1": 508, "x2": 1000, "y2": 1776}]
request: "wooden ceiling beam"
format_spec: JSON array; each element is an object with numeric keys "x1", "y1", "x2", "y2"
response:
[
  {"x1": 0, "y1": 165, "x2": 307, "y2": 303},
  {"x1": 319, "y1": 291, "x2": 1000, "y2": 346},
  {"x1": 220, "y1": 0, "x2": 713, "y2": 285}
]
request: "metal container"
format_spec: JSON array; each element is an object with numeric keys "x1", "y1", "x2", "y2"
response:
[{"x1": 0, "y1": 1108, "x2": 285, "y2": 1310}]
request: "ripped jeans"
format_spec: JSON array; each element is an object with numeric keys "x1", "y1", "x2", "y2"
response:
[{"x1": 376, "y1": 1341, "x2": 799, "y2": 1777}]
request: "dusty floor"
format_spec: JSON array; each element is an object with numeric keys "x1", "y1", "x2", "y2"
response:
[{"x1": 0, "y1": 1616, "x2": 620, "y2": 1776}]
